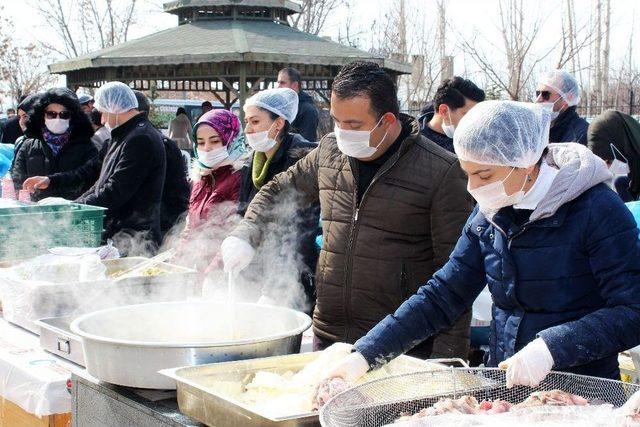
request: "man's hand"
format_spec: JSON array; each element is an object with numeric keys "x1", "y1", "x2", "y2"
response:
[{"x1": 23, "y1": 176, "x2": 50, "y2": 193}]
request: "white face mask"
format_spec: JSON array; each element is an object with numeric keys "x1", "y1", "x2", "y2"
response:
[
  {"x1": 609, "y1": 144, "x2": 630, "y2": 175},
  {"x1": 542, "y1": 97, "x2": 563, "y2": 121},
  {"x1": 45, "y1": 118, "x2": 70, "y2": 135},
  {"x1": 467, "y1": 167, "x2": 528, "y2": 216},
  {"x1": 246, "y1": 121, "x2": 278, "y2": 152},
  {"x1": 197, "y1": 146, "x2": 229, "y2": 169},
  {"x1": 442, "y1": 109, "x2": 456, "y2": 138},
  {"x1": 335, "y1": 115, "x2": 389, "y2": 159}
]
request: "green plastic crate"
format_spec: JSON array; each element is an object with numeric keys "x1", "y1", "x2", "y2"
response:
[{"x1": 0, "y1": 203, "x2": 106, "y2": 260}]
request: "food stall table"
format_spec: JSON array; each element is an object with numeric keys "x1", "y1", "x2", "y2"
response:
[
  {"x1": 70, "y1": 329, "x2": 316, "y2": 426},
  {"x1": 71, "y1": 371, "x2": 203, "y2": 427},
  {"x1": 0, "y1": 317, "x2": 76, "y2": 427}
]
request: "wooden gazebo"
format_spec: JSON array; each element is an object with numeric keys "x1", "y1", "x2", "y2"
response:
[{"x1": 49, "y1": 0, "x2": 411, "y2": 119}]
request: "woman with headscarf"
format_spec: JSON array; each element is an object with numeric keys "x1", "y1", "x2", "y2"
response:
[
  {"x1": 188, "y1": 109, "x2": 245, "y2": 229},
  {"x1": 12, "y1": 88, "x2": 97, "y2": 201},
  {"x1": 587, "y1": 109, "x2": 640, "y2": 202},
  {"x1": 322, "y1": 101, "x2": 640, "y2": 388},
  {"x1": 176, "y1": 109, "x2": 246, "y2": 271}
]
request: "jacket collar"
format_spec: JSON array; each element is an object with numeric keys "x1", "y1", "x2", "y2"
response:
[
  {"x1": 470, "y1": 203, "x2": 569, "y2": 239},
  {"x1": 110, "y1": 113, "x2": 146, "y2": 140}
]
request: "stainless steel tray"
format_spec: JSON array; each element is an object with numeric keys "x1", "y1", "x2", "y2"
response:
[
  {"x1": 36, "y1": 316, "x2": 85, "y2": 366},
  {"x1": 1, "y1": 257, "x2": 199, "y2": 333},
  {"x1": 161, "y1": 352, "x2": 446, "y2": 427}
]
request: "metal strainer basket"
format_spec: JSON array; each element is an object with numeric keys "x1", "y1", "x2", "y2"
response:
[{"x1": 319, "y1": 368, "x2": 640, "y2": 427}]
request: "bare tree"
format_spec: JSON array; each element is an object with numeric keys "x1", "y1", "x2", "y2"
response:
[
  {"x1": 0, "y1": 7, "x2": 57, "y2": 104},
  {"x1": 290, "y1": 0, "x2": 347, "y2": 36},
  {"x1": 601, "y1": 0, "x2": 611, "y2": 110},
  {"x1": 33, "y1": 0, "x2": 138, "y2": 59},
  {"x1": 556, "y1": 0, "x2": 595, "y2": 72},
  {"x1": 457, "y1": 0, "x2": 552, "y2": 100}
]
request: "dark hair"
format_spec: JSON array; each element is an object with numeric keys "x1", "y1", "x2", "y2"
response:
[
  {"x1": 279, "y1": 67, "x2": 302, "y2": 85},
  {"x1": 89, "y1": 108, "x2": 102, "y2": 127},
  {"x1": 7, "y1": 108, "x2": 15, "y2": 114},
  {"x1": 332, "y1": 61, "x2": 400, "y2": 118},
  {"x1": 263, "y1": 109, "x2": 290, "y2": 139},
  {"x1": 18, "y1": 93, "x2": 41, "y2": 113},
  {"x1": 202, "y1": 101, "x2": 213, "y2": 108},
  {"x1": 433, "y1": 76, "x2": 485, "y2": 111},
  {"x1": 25, "y1": 87, "x2": 94, "y2": 140},
  {"x1": 132, "y1": 90, "x2": 150, "y2": 117},
  {"x1": 176, "y1": 107, "x2": 187, "y2": 116}
]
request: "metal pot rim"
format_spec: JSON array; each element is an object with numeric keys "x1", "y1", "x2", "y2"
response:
[{"x1": 69, "y1": 301, "x2": 312, "y2": 348}]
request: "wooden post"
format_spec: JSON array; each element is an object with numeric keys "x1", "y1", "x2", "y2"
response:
[{"x1": 239, "y1": 62, "x2": 248, "y2": 123}]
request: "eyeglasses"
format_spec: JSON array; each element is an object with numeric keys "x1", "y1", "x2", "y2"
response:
[
  {"x1": 45, "y1": 110, "x2": 71, "y2": 120},
  {"x1": 535, "y1": 90, "x2": 552, "y2": 101}
]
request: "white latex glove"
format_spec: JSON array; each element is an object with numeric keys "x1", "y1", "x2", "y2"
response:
[
  {"x1": 325, "y1": 351, "x2": 370, "y2": 383},
  {"x1": 499, "y1": 338, "x2": 554, "y2": 388},
  {"x1": 619, "y1": 388, "x2": 640, "y2": 418},
  {"x1": 220, "y1": 236, "x2": 255, "y2": 274},
  {"x1": 37, "y1": 197, "x2": 72, "y2": 206}
]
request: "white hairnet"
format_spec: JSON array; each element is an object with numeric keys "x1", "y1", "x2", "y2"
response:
[
  {"x1": 244, "y1": 88, "x2": 298, "y2": 123},
  {"x1": 539, "y1": 69, "x2": 581, "y2": 106},
  {"x1": 94, "y1": 81, "x2": 138, "y2": 114},
  {"x1": 454, "y1": 101, "x2": 552, "y2": 168}
]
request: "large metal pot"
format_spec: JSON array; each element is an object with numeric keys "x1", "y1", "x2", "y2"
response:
[{"x1": 70, "y1": 301, "x2": 312, "y2": 389}]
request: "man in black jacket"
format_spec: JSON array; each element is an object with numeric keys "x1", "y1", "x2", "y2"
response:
[
  {"x1": 24, "y1": 91, "x2": 189, "y2": 242},
  {"x1": 277, "y1": 67, "x2": 319, "y2": 141},
  {"x1": 132, "y1": 91, "x2": 190, "y2": 235},
  {"x1": 536, "y1": 69, "x2": 589, "y2": 144},
  {"x1": 418, "y1": 77, "x2": 485, "y2": 153},
  {"x1": 77, "y1": 82, "x2": 166, "y2": 250}
]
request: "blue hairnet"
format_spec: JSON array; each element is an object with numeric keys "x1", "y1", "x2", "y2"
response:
[
  {"x1": 94, "y1": 82, "x2": 138, "y2": 114},
  {"x1": 454, "y1": 101, "x2": 552, "y2": 168},
  {"x1": 539, "y1": 70, "x2": 581, "y2": 107},
  {"x1": 244, "y1": 88, "x2": 299, "y2": 123}
]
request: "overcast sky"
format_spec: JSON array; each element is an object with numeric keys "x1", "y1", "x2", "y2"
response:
[{"x1": 1, "y1": 0, "x2": 638, "y2": 104}]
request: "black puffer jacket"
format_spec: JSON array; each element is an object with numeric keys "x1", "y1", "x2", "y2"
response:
[
  {"x1": 549, "y1": 106, "x2": 589, "y2": 144},
  {"x1": 76, "y1": 113, "x2": 166, "y2": 248},
  {"x1": 291, "y1": 91, "x2": 319, "y2": 142},
  {"x1": 12, "y1": 88, "x2": 97, "y2": 200}
]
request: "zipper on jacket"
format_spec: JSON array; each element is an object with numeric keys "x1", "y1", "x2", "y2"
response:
[
  {"x1": 343, "y1": 152, "x2": 403, "y2": 342},
  {"x1": 400, "y1": 262, "x2": 408, "y2": 299}
]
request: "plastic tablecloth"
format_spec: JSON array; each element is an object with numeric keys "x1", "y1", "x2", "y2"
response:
[{"x1": 0, "y1": 316, "x2": 81, "y2": 416}]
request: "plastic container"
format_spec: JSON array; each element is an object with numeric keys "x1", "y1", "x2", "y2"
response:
[{"x1": 0, "y1": 203, "x2": 106, "y2": 260}]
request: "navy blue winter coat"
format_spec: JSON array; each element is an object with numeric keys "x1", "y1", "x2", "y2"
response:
[
  {"x1": 355, "y1": 183, "x2": 640, "y2": 380},
  {"x1": 549, "y1": 106, "x2": 589, "y2": 145}
]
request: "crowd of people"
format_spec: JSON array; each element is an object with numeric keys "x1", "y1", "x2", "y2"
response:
[{"x1": 1, "y1": 62, "x2": 640, "y2": 388}]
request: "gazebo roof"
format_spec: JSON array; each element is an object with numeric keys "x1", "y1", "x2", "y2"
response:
[
  {"x1": 163, "y1": 0, "x2": 302, "y2": 15},
  {"x1": 49, "y1": 19, "x2": 411, "y2": 75}
]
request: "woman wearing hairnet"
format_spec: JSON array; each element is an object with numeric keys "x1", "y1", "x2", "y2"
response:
[
  {"x1": 325, "y1": 101, "x2": 640, "y2": 388},
  {"x1": 221, "y1": 87, "x2": 320, "y2": 312}
]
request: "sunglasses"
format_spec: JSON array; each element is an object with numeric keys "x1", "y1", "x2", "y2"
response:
[
  {"x1": 535, "y1": 90, "x2": 552, "y2": 101},
  {"x1": 45, "y1": 110, "x2": 71, "y2": 120}
]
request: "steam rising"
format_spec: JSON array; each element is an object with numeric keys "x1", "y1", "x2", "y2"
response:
[{"x1": 0, "y1": 180, "x2": 313, "y2": 331}]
